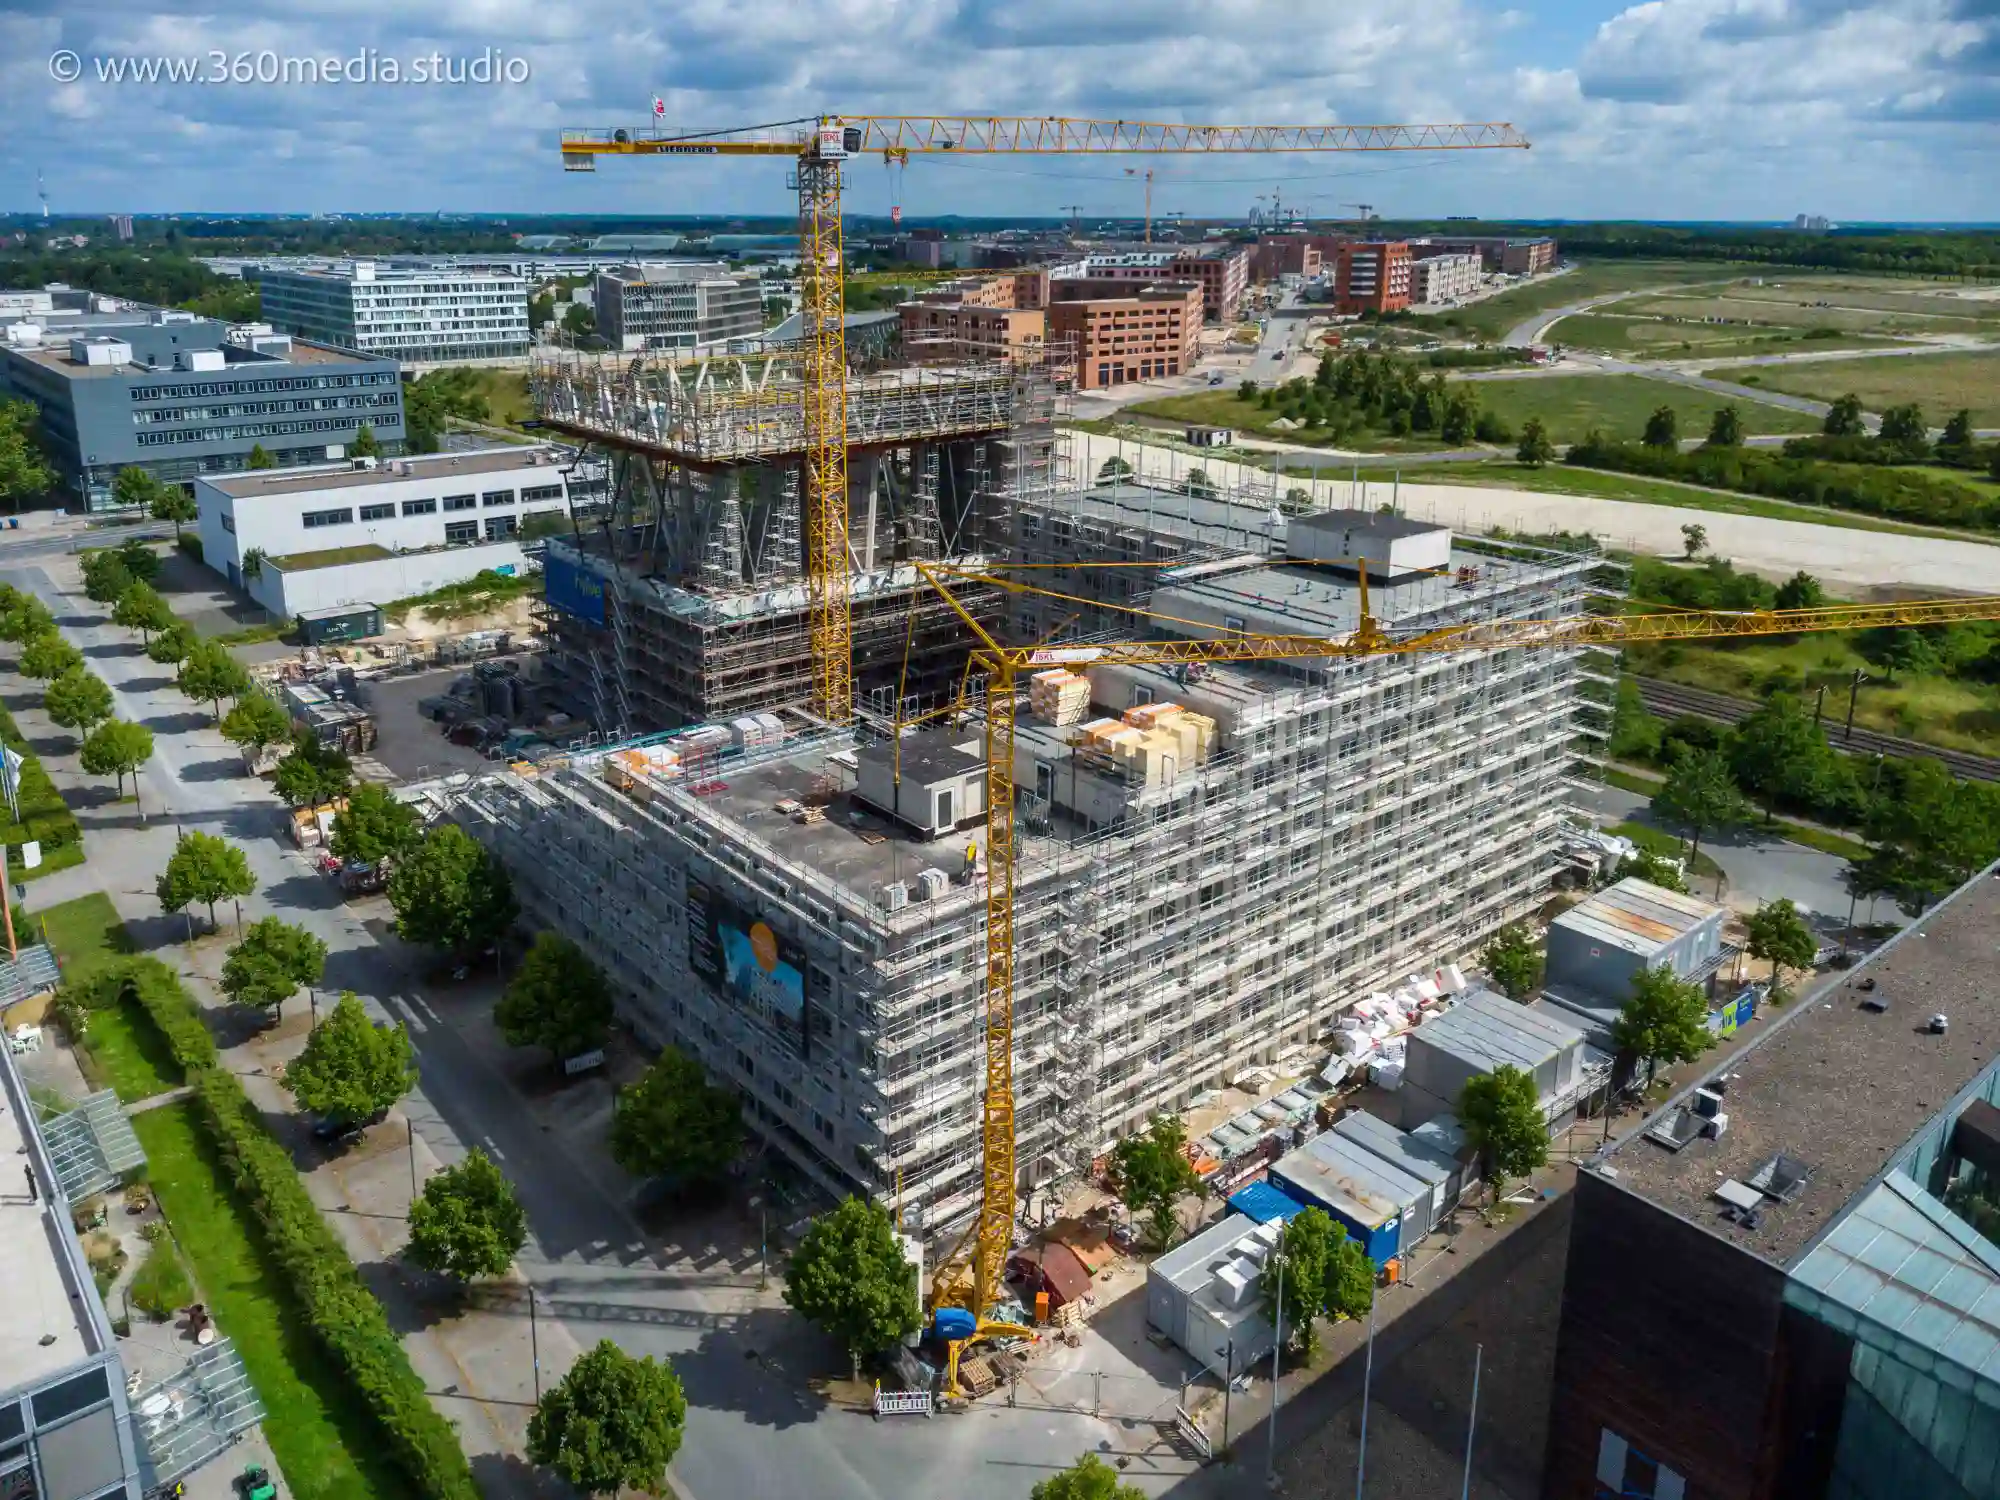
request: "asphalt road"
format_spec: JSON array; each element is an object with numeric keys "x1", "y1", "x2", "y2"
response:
[{"x1": 10, "y1": 550, "x2": 1166, "y2": 1500}]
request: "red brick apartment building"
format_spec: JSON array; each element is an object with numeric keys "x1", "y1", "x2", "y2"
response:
[
  {"x1": 1333, "y1": 242, "x2": 1414, "y2": 314},
  {"x1": 1046, "y1": 279, "x2": 1203, "y2": 389},
  {"x1": 898, "y1": 302, "x2": 1045, "y2": 361},
  {"x1": 1251, "y1": 237, "x2": 1324, "y2": 281},
  {"x1": 914, "y1": 269, "x2": 1049, "y2": 311},
  {"x1": 1073, "y1": 246, "x2": 1249, "y2": 323}
]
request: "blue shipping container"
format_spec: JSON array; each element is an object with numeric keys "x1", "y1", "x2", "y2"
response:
[
  {"x1": 1269, "y1": 1147, "x2": 1404, "y2": 1265},
  {"x1": 1228, "y1": 1181, "x2": 1309, "y2": 1225}
]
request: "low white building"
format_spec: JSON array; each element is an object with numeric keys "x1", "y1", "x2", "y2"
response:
[
  {"x1": 196, "y1": 446, "x2": 572, "y2": 619},
  {"x1": 1410, "y1": 253, "x2": 1484, "y2": 305}
]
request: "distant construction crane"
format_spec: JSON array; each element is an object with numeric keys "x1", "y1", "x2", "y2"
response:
[
  {"x1": 1342, "y1": 201, "x2": 1376, "y2": 225},
  {"x1": 558, "y1": 116, "x2": 1528, "y2": 729}
]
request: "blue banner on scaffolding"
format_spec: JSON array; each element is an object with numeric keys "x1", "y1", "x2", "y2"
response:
[{"x1": 544, "y1": 553, "x2": 605, "y2": 626}]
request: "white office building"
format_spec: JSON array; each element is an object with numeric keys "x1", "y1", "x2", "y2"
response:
[
  {"x1": 594, "y1": 263, "x2": 763, "y2": 353},
  {"x1": 257, "y1": 262, "x2": 529, "y2": 364},
  {"x1": 1410, "y1": 253, "x2": 1484, "y2": 306},
  {"x1": 196, "y1": 446, "x2": 572, "y2": 616}
]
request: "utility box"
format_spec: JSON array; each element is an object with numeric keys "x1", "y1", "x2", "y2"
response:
[
  {"x1": 297, "y1": 602, "x2": 384, "y2": 645},
  {"x1": 1545, "y1": 877, "x2": 1727, "y2": 1001}
]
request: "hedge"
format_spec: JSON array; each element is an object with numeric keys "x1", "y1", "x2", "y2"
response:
[
  {"x1": 0, "y1": 702, "x2": 83, "y2": 855},
  {"x1": 117, "y1": 956, "x2": 478, "y2": 1500}
]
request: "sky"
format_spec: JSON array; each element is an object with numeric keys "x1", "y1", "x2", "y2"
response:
[{"x1": 0, "y1": 0, "x2": 1994, "y2": 224}]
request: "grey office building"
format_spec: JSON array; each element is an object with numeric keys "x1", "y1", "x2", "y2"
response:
[
  {"x1": 0, "y1": 310, "x2": 403, "y2": 511},
  {"x1": 593, "y1": 263, "x2": 763, "y2": 353},
  {"x1": 256, "y1": 262, "x2": 528, "y2": 364}
]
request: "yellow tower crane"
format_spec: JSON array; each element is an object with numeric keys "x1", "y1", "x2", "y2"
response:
[
  {"x1": 911, "y1": 559, "x2": 2000, "y2": 1343},
  {"x1": 555, "y1": 115, "x2": 1531, "y2": 725}
]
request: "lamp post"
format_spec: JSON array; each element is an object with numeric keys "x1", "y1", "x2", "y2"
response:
[
  {"x1": 1264, "y1": 1248, "x2": 1286, "y2": 1489},
  {"x1": 1355, "y1": 1292, "x2": 1376, "y2": 1500}
]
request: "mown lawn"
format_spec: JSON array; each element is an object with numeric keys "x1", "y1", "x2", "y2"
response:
[
  {"x1": 26, "y1": 891, "x2": 179, "y2": 1102},
  {"x1": 1443, "y1": 374, "x2": 1820, "y2": 444},
  {"x1": 1710, "y1": 351, "x2": 2000, "y2": 427},
  {"x1": 134, "y1": 1103, "x2": 421, "y2": 1500},
  {"x1": 1405, "y1": 260, "x2": 1730, "y2": 342}
]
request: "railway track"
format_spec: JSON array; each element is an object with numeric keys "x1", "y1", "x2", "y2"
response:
[{"x1": 1634, "y1": 677, "x2": 2000, "y2": 784}]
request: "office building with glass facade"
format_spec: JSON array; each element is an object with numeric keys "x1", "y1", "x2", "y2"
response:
[{"x1": 257, "y1": 262, "x2": 528, "y2": 364}]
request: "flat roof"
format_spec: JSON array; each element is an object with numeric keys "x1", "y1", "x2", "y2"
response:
[
  {"x1": 204, "y1": 447, "x2": 561, "y2": 498},
  {"x1": 1332, "y1": 1108, "x2": 1459, "y2": 1188},
  {"x1": 6, "y1": 334, "x2": 374, "y2": 377},
  {"x1": 0, "y1": 1049, "x2": 98, "y2": 1390},
  {"x1": 1412, "y1": 988, "x2": 1584, "y2": 1075},
  {"x1": 1290, "y1": 508, "x2": 1442, "y2": 544},
  {"x1": 855, "y1": 729, "x2": 983, "y2": 786},
  {"x1": 1153, "y1": 1210, "x2": 1281, "y2": 1292},
  {"x1": 1597, "y1": 863, "x2": 2000, "y2": 1267},
  {"x1": 1152, "y1": 548, "x2": 1564, "y2": 636},
  {"x1": 1552, "y1": 877, "x2": 1722, "y2": 956}
]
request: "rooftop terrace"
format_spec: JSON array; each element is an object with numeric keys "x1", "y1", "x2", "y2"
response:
[{"x1": 1598, "y1": 864, "x2": 2000, "y2": 1267}]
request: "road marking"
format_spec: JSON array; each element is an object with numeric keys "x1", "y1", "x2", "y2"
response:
[{"x1": 385, "y1": 992, "x2": 430, "y2": 1034}]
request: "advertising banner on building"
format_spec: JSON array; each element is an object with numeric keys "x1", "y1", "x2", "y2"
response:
[
  {"x1": 686, "y1": 877, "x2": 810, "y2": 1055},
  {"x1": 544, "y1": 552, "x2": 606, "y2": 626}
]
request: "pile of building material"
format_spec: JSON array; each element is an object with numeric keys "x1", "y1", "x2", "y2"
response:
[
  {"x1": 280, "y1": 681, "x2": 377, "y2": 755},
  {"x1": 417, "y1": 659, "x2": 577, "y2": 760},
  {"x1": 1326, "y1": 966, "x2": 1471, "y2": 1089},
  {"x1": 1071, "y1": 702, "x2": 1217, "y2": 789},
  {"x1": 730, "y1": 714, "x2": 786, "y2": 752},
  {"x1": 1028, "y1": 669, "x2": 1090, "y2": 726}
]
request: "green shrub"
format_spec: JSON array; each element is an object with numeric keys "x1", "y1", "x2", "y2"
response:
[
  {"x1": 177, "y1": 533, "x2": 203, "y2": 565},
  {"x1": 0, "y1": 702, "x2": 83, "y2": 857},
  {"x1": 106, "y1": 956, "x2": 217, "y2": 1072},
  {"x1": 127, "y1": 1236, "x2": 194, "y2": 1319},
  {"x1": 195, "y1": 1070, "x2": 478, "y2": 1500}
]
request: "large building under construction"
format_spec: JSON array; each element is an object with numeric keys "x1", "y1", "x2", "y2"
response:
[
  {"x1": 444, "y1": 486, "x2": 1610, "y2": 1242},
  {"x1": 528, "y1": 339, "x2": 1057, "y2": 733}
]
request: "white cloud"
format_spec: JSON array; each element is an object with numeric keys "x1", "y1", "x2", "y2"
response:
[{"x1": 0, "y1": 0, "x2": 1989, "y2": 219}]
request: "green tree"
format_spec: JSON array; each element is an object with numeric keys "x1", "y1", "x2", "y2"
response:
[
  {"x1": 145, "y1": 619, "x2": 198, "y2": 666},
  {"x1": 1479, "y1": 922, "x2": 1543, "y2": 1000},
  {"x1": 1822, "y1": 393, "x2": 1864, "y2": 437},
  {"x1": 1439, "y1": 391, "x2": 1476, "y2": 445},
  {"x1": 1031, "y1": 1455, "x2": 1147, "y2": 1500},
  {"x1": 219, "y1": 692, "x2": 292, "y2": 757},
  {"x1": 1680, "y1": 522, "x2": 1707, "y2": 560},
  {"x1": 272, "y1": 733, "x2": 353, "y2": 807},
  {"x1": 1939, "y1": 409, "x2": 1974, "y2": 455},
  {"x1": 497, "y1": 932, "x2": 616, "y2": 1063},
  {"x1": 1238, "y1": 379, "x2": 1259, "y2": 400},
  {"x1": 149, "y1": 484, "x2": 198, "y2": 539},
  {"x1": 528, "y1": 1340, "x2": 685, "y2": 1498},
  {"x1": 1989, "y1": 444, "x2": 2000, "y2": 484},
  {"x1": 388, "y1": 824, "x2": 518, "y2": 957},
  {"x1": 245, "y1": 443, "x2": 277, "y2": 471},
  {"x1": 0, "y1": 399, "x2": 56, "y2": 512},
  {"x1": 1772, "y1": 571, "x2": 1824, "y2": 612},
  {"x1": 1515, "y1": 416, "x2": 1554, "y2": 468},
  {"x1": 0, "y1": 592, "x2": 53, "y2": 644},
  {"x1": 1184, "y1": 468, "x2": 1218, "y2": 500},
  {"x1": 1325, "y1": 1231, "x2": 1376, "y2": 1323},
  {"x1": 561, "y1": 303, "x2": 596, "y2": 340},
  {"x1": 1096, "y1": 455, "x2": 1134, "y2": 486},
  {"x1": 1610, "y1": 966, "x2": 1712, "y2": 1086},
  {"x1": 111, "y1": 466, "x2": 166, "y2": 514},
  {"x1": 43, "y1": 667, "x2": 113, "y2": 734},
  {"x1": 782, "y1": 1197, "x2": 920, "y2": 1377},
  {"x1": 407, "y1": 1148, "x2": 526, "y2": 1282},
  {"x1": 1745, "y1": 898, "x2": 1817, "y2": 998},
  {"x1": 177, "y1": 640, "x2": 250, "y2": 720},
  {"x1": 1607, "y1": 677, "x2": 1663, "y2": 762},
  {"x1": 1458, "y1": 1064, "x2": 1548, "y2": 1197},
  {"x1": 1261, "y1": 1206, "x2": 1334, "y2": 1360},
  {"x1": 348, "y1": 423, "x2": 381, "y2": 460},
  {"x1": 329, "y1": 782, "x2": 422, "y2": 865},
  {"x1": 112, "y1": 582, "x2": 174, "y2": 641},
  {"x1": 20, "y1": 633, "x2": 84, "y2": 681},
  {"x1": 1706, "y1": 405, "x2": 1742, "y2": 448},
  {"x1": 608, "y1": 1048, "x2": 743, "y2": 1183},
  {"x1": 1642, "y1": 405, "x2": 1679, "y2": 449},
  {"x1": 81, "y1": 552, "x2": 134, "y2": 606},
  {"x1": 1856, "y1": 759, "x2": 2000, "y2": 915},
  {"x1": 1610, "y1": 850, "x2": 1688, "y2": 893},
  {"x1": 115, "y1": 537, "x2": 161, "y2": 585},
  {"x1": 1280, "y1": 486, "x2": 1313, "y2": 515},
  {"x1": 239, "y1": 547, "x2": 267, "y2": 582},
  {"x1": 1651, "y1": 747, "x2": 1748, "y2": 866},
  {"x1": 79, "y1": 719, "x2": 153, "y2": 797},
  {"x1": 1110, "y1": 1113, "x2": 1200, "y2": 1249},
  {"x1": 1878, "y1": 402, "x2": 1928, "y2": 452},
  {"x1": 155, "y1": 829, "x2": 254, "y2": 931},
  {"x1": 219, "y1": 917, "x2": 327, "y2": 1015},
  {"x1": 1861, "y1": 626, "x2": 1942, "y2": 682},
  {"x1": 1728, "y1": 694, "x2": 1839, "y2": 813},
  {"x1": 280, "y1": 991, "x2": 416, "y2": 1124}
]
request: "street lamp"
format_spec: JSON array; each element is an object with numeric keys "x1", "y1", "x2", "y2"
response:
[{"x1": 1265, "y1": 1247, "x2": 1287, "y2": 1490}]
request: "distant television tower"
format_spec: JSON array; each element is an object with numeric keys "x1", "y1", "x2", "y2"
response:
[{"x1": 37, "y1": 169, "x2": 49, "y2": 221}]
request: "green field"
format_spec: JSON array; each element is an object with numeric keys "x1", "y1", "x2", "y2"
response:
[
  {"x1": 135, "y1": 1103, "x2": 420, "y2": 1500},
  {"x1": 1626, "y1": 633, "x2": 2000, "y2": 757},
  {"x1": 1707, "y1": 351, "x2": 2000, "y2": 427},
  {"x1": 1386, "y1": 459, "x2": 1964, "y2": 538},
  {"x1": 28, "y1": 892, "x2": 180, "y2": 1102},
  {"x1": 1546, "y1": 311, "x2": 1909, "y2": 361},
  {"x1": 1406, "y1": 260, "x2": 1730, "y2": 343},
  {"x1": 461, "y1": 369, "x2": 532, "y2": 427},
  {"x1": 1445, "y1": 374, "x2": 1820, "y2": 444},
  {"x1": 1118, "y1": 391, "x2": 1439, "y2": 452}
]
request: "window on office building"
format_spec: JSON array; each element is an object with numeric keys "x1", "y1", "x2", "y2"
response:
[
  {"x1": 359, "y1": 503, "x2": 394, "y2": 521},
  {"x1": 520, "y1": 484, "x2": 562, "y2": 504},
  {"x1": 485, "y1": 514, "x2": 518, "y2": 540},
  {"x1": 402, "y1": 498, "x2": 437, "y2": 516},
  {"x1": 482, "y1": 490, "x2": 515, "y2": 508},
  {"x1": 444, "y1": 520, "x2": 477, "y2": 545},
  {"x1": 443, "y1": 494, "x2": 476, "y2": 512},
  {"x1": 302, "y1": 508, "x2": 353, "y2": 529}
]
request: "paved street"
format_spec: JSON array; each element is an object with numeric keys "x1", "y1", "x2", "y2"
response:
[{"x1": 5, "y1": 544, "x2": 1193, "y2": 1500}]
